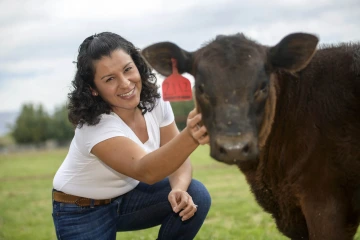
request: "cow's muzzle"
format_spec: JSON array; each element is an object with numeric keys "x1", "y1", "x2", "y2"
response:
[{"x1": 210, "y1": 133, "x2": 258, "y2": 164}]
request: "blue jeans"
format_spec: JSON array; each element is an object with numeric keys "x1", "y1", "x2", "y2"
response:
[{"x1": 52, "y1": 178, "x2": 211, "y2": 240}]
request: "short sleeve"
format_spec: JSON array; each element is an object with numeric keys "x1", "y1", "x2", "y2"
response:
[
  {"x1": 76, "y1": 114, "x2": 126, "y2": 154},
  {"x1": 159, "y1": 98, "x2": 175, "y2": 127}
]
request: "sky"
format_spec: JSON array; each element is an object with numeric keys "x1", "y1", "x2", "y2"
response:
[{"x1": 0, "y1": 0, "x2": 359, "y2": 114}]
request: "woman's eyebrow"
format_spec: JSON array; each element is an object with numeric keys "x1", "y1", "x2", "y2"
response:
[
  {"x1": 100, "y1": 62, "x2": 133, "y2": 80},
  {"x1": 123, "y1": 62, "x2": 132, "y2": 70},
  {"x1": 101, "y1": 73, "x2": 113, "y2": 80}
]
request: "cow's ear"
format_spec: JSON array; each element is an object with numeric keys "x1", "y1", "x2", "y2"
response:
[
  {"x1": 269, "y1": 33, "x2": 319, "y2": 72},
  {"x1": 141, "y1": 42, "x2": 193, "y2": 76}
]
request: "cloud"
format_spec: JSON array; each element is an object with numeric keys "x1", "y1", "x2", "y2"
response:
[{"x1": 0, "y1": 57, "x2": 74, "y2": 112}]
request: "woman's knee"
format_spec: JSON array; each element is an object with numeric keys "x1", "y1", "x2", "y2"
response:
[{"x1": 188, "y1": 179, "x2": 211, "y2": 210}]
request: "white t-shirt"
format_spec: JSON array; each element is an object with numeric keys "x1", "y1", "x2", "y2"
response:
[{"x1": 53, "y1": 98, "x2": 175, "y2": 199}]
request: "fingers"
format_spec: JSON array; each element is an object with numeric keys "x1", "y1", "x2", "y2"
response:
[
  {"x1": 191, "y1": 125, "x2": 210, "y2": 145},
  {"x1": 186, "y1": 109, "x2": 209, "y2": 144},
  {"x1": 192, "y1": 125, "x2": 207, "y2": 139},
  {"x1": 198, "y1": 134, "x2": 210, "y2": 145},
  {"x1": 179, "y1": 200, "x2": 198, "y2": 221},
  {"x1": 168, "y1": 193, "x2": 177, "y2": 210},
  {"x1": 187, "y1": 112, "x2": 202, "y2": 129},
  {"x1": 187, "y1": 108, "x2": 198, "y2": 119},
  {"x1": 168, "y1": 190, "x2": 198, "y2": 221},
  {"x1": 174, "y1": 195, "x2": 192, "y2": 213},
  {"x1": 168, "y1": 190, "x2": 189, "y2": 213}
]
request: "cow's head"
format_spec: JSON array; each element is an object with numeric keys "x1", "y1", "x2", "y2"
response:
[{"x1": 142, "y1": 33, "x2": 318, "y2": 164}]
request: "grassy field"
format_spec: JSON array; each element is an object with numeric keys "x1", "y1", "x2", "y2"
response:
[{"x1": 0, "y1": 146, "x2": 359, "y2": 240}]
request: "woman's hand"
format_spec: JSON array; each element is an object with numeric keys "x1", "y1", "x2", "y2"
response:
[
  {"x1": 186, "y1": 109, "x2": 209, "y2": 145},
  {"x1": 168, "y1": 189, "x2": 198, "y2": 221}
]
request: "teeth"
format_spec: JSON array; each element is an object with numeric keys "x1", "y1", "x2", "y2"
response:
[{"x1": 120, "y1": 88, "x2": 134, "y2": 97}]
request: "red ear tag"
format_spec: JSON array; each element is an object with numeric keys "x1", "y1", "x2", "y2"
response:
[{"x1": 162, "y1": 58, "x2": 192, "y2": 102}]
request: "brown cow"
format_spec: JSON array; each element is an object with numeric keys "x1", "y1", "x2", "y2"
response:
[{"x1": 142, "y1": 32, "x2": 360, "y2": 240}]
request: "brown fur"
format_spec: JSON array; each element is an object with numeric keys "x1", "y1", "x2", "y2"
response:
[
  {"x1": 142, "y1": 33, "x2": 360, "y2": 240},
  {"x1": 245, "y1": 43, "x2": 360, "y2": 239}
]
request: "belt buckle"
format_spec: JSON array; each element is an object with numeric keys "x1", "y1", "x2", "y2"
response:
[{"x1": 74, "y1": 197, "x2": 86, "y2": 207}]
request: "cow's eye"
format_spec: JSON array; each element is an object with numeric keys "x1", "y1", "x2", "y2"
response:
[
  {"x1": 259, "y1": 82, "x2": 268, "y2": 92},
  {"x1": 254, "y1": 82, "x2": 268, "y2": 101}
]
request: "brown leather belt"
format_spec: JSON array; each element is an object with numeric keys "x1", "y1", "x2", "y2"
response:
[{"x1": 53, "y1": 190, "x2": 112, "y2": 207}]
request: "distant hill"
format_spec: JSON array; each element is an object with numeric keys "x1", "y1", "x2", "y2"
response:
[{"x1": 0, "y1": 111, "x2": 19, "y2": 136}]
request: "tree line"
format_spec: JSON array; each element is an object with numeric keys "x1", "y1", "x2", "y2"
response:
[
  {"x1": 11, "y1": 103, "x2": 74, "y2": 145},
  {"x1": 10, "y1": 101, "x2": 195, "y2": 145}
]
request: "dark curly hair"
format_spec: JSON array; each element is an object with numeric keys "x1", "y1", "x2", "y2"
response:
[{"x1": 68, "y1": 32, "x2": 160, "y2": 127}]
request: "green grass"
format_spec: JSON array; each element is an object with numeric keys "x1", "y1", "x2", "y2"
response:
[{"x1": 0, "y1": 146, "x2": 359, "y2": 240}]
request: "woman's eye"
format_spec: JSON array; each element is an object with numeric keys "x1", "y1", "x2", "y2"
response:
[
  {"x1": 106, "y1": 77, "x2": 114, "y2": 82},
  {"x1": 125, "y1": 67, "x2": 132, "y2": 72}
]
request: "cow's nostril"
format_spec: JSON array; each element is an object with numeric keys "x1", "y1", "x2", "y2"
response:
[
  {"x1": 242, "y1": 144, "x2": 250, "y2": 154},
  {"x1": 213, "y1": 135, "x2": 257, "y2": 163},
  {"x1": 219, "y1": 147, "x2": 227, "y2": 154}
]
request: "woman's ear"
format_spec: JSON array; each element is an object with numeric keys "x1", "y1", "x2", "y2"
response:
[{"x1": 90, "y1": 87, "x2": 98, "y2": 96}]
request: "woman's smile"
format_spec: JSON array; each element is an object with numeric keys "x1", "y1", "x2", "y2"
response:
[{"x1": 118, "y1": 86, "x2": 135, "y2": 98}]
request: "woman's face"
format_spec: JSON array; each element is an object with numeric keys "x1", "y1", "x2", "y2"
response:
[{"x1": 92, "y1": 49, "x2": 142, "y2": 112}]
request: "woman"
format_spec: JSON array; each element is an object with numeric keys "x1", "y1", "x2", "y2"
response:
[{"x1": 52, "y1": 32, "x2": 211, "y2": 240}]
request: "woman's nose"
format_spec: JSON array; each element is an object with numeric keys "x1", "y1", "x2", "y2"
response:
[{"x1": 117, "y1": 75, "x2": 131, "y2": 88}]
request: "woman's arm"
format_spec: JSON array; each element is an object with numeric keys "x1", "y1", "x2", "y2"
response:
[
  {"x1": 91, "y1": 110, "x2": 208, "y2": 185},
  {"x1": 159, "y1": 121, "x2": 198, "y2": 221},
  {"x1": 161, "y1": 116, "x2": 210, "y2": 221},
  {"x1": 160, "y1": 121, "x2": 192, "y2": 192}
]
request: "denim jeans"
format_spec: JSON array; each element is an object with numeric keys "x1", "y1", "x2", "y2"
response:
[{"x1": 52, "y1": 178, "x2": 211, "y2": 240}]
